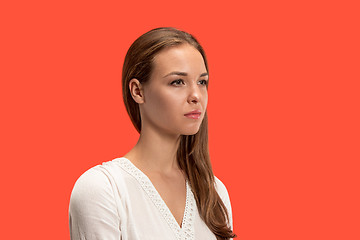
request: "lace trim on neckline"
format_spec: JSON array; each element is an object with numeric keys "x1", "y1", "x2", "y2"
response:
[{"x1": 115, "y1": 157, "x2": 195, "y2": 240}]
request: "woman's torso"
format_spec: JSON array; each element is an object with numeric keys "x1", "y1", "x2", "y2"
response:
[{"x1": 69, "y1": 157, "x2": 219, "y2": 240}]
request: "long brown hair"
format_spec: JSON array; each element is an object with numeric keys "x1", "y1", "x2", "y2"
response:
[{"x1": 122, "y1": 27, "x2": 236, "y2": 239}]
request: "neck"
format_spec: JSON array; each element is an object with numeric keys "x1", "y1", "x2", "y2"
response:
[{"x1": 124, "y1": 124, "x2": 181, "y2": 175}]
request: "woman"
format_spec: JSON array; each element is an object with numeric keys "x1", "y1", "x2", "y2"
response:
[{"x1": 69, "y1": 27, "x2": 236, "y2": 240}]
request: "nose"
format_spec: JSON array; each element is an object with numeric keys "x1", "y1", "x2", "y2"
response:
[{"x1": 187, "y1": 84, "x2": 201, "y2": 104}]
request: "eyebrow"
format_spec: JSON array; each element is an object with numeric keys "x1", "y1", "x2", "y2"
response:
[{"x1": 163, "y1": 71, "x2": 209, "y2": 78}]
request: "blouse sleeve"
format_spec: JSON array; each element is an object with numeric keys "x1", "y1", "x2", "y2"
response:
[
  {"x1": 214, "y1": 176, "x2": 234, "y2": 230},
  {"x1": 69, "y1": 168, "x2": 121, "y2": 240}
]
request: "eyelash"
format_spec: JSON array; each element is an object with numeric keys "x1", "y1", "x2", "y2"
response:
[
  {"x1": 198, "y1": 80, "x2": 208, "y2": 86},
  {"x1": 170, "y1": 79, "x2": 208, "y2": 86},
  {"x1": 171, "y1": 79, "x2": 185, "y2": 86}
]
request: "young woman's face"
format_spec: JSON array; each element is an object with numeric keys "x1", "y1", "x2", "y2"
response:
[{"x1": 140, "y1": 43, "x2": 209, "y2": 136}]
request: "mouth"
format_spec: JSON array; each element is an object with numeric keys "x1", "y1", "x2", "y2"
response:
[
  {"x1": 184, "y1": 114, "x2": 201, "y2": 119},
  {"x1": 184, "y1": 110, "x2": 201, "y2": 119}
]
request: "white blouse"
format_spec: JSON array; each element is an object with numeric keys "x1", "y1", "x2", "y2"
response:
[{"x1": 69, "y1": 157, "x2": 233, "y2": 240}]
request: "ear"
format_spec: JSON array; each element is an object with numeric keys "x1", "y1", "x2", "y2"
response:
[{"x1": 129, "y1": 78, "x2": 145, "y2": 104}]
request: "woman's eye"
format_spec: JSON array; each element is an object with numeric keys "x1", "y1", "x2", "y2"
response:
[
  {"x1": 170, "y1": 79, "x2": 185, "y2": 86},
  {"x1": 198, "y1": 80, "x2": 208, "y2": 85}
]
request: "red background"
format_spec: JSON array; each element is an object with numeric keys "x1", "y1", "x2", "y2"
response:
[{"x1": 1, "y1": 0, "x2": 359, "y2": 239}]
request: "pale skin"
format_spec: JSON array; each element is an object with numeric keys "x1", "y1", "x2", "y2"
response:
[{"x1": 124, "y1": 43, "x2": 209, "y2": 227}]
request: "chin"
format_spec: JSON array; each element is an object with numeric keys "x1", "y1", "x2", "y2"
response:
[{"x1": 180, "y1": 126, "x2": 201, "y2": 136}]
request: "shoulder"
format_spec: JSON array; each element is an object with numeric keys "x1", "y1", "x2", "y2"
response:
[
  {"x1": 69, "y1": 160, "x2": 125, "y2": 222},
  {"x1": 214, "y1": 176, "x2": 230, "y2": 200},
  {"x1": 69, "y1": 158, "x2": 130, "y2": 206},
  {"x1": 69, "y1": 162, "x2": 122, "y2": 238},
  {"x1": 214, "y1": 176, "x2": 234, "y2": 228},
  {"x1": 69, "y1": 166, "x2": 115, "y2": 211},
  {"x1": 71, "y1": 166, "x2": 110, "y2": 192}
]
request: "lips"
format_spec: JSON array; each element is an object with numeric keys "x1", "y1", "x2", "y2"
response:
[{"x1": 184, "y1": 110, "x2": 201, "y2": 119}]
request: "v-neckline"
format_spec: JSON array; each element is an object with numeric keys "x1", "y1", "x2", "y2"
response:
[{"x1": 116, "y1": 157, "x2": 195, "y2": 239}]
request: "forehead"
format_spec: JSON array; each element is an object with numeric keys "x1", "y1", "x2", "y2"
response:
[{"x1": 151, "y1": 44, "x2": 207, "y2": 76}]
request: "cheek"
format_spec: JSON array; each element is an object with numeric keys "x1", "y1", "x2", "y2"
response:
[
  {"x1": 202, "y1": 89, "x2": 208, "y2": 108},
  {"x1": 146, "y1": 89, "x2": 183, "y2": 118}
]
